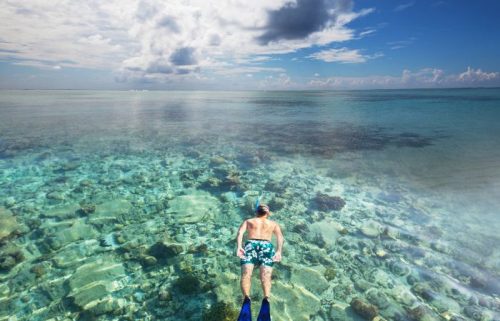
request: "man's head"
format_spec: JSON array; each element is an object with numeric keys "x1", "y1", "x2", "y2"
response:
[{"x1": 256, "y1": 204, "x2": 270, "y2": 217}]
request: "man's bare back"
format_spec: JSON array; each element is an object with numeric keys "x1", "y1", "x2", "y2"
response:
[{"x1": 245, "y1": 217, "x2": 277, "y2": 241}]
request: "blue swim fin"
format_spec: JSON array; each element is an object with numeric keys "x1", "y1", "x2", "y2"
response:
[
  {"x1": 237, "y1": 297, "x2": 252, "y2": 321},
  {"x1": 257, "y1": 298, "x2": 271, "y2": 321}
]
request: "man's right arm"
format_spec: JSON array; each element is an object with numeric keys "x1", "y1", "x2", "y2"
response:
[{"x1": 236, "y1": 220, "x2": 247, "y2": 258}]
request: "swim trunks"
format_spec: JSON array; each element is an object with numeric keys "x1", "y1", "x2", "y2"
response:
[{"x1": 240, "y1": 239, "x2": 275, "y2": 267}]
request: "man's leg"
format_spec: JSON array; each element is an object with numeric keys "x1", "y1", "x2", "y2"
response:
[
  {"x1": 259, "y1": 265, "x2": 273, "y2": 298},
  {"x1": 241, "y1": 264, "x2": 254, "y2": 298}
]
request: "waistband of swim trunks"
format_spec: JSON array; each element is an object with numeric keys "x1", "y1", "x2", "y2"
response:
[{"x1": 247, "y1": 238, "x2": 271, "y2": 242}]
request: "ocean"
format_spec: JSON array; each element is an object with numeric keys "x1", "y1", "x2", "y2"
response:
[{"x1": 0, "y1": 89, "x2": 499, "y2": 320}]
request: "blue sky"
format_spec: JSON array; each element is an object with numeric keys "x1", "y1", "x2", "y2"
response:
[{"x1": 1, "y1": 0, "x2": 499, "y2": 90}]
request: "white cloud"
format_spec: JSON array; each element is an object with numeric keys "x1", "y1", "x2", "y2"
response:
[
  {"x1": 0, "y1": 0, "x2": 373, "y2": 83},
  {"x1": 212, "y1": 66, "x2": 286, "y2": 76},
  {"x1": 308, "y1": 47, "x2": 382, "y2": 64},
  {"x1": 394, "y1": 2, "x2": 415, "y2": 12},
  {"x1": 259, "y1": 73, "x2": 293, "y2": 89},
  {"x1": 359, "y1": 29, "x2": 376, "y2": 37},
  {"x1": 0, "y1": 1, "x2": 133, "y2": 69},
  {"x1": 387, "y1": 38, "x2": 416, "y2": 50},
  {"x1": 458, "y1": 67, "x2": 499, "y2": 83},
  {"x1": 308, "y1": 67, "x2": 500, "y2": 89}
]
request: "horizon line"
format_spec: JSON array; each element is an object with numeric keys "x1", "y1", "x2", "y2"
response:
[{"x1": 1, "y1": 86, "x2": 500, "y2": 92}]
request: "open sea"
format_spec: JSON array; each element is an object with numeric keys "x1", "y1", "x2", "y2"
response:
[{"x1": 0, "y1": 89, "x2": 499, "y2": 321}]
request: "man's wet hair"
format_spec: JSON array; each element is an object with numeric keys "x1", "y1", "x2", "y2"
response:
[{"x1": 256, "y1": 204, "x2": 270, "y2": 216}]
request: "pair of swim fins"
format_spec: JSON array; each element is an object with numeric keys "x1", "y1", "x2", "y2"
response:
[{"x1": 237, "y1": 297, "x2": 270, "y2": 321}]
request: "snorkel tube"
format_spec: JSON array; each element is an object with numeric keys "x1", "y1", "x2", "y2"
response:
[{"x1": 254, "y1": 193, "x2": 264, "y2": 212}]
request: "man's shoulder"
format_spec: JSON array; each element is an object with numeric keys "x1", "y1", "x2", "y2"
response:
[
  {"x1": 245, "y1": 218, "x2": 256, "y2": 224},
  {"x1": 268, "y1": 219, "x2": 279, "y2": 227}
]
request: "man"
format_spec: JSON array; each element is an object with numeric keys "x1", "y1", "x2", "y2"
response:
[{"x1": 235, "y1": 203, "x2": 284, "y2": 321}]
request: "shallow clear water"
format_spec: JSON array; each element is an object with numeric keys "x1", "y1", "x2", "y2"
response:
[{"x1": 0, "y1": 89, "x2": 499, "y2": 321}]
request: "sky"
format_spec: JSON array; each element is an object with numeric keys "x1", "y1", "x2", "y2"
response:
[{"x1": 1, "y1": 0, "x2": 500, "y2": 90}]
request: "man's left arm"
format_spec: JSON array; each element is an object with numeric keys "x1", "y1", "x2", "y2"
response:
[{"x1": 273, "y1": 223, "x2": 284, "y2": 262}]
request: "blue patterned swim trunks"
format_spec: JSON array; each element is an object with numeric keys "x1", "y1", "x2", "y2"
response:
[{"x1": 240, "y1": 239, "x2": 275, "y2": 267}]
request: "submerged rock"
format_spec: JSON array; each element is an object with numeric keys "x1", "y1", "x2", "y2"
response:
[
  {"x1": 43, "y1": 203, "x2": 80, "y2": 220},
  {"x1": 140, "y1": 255, "x2": 158, "y2": 267},
  {"x1": 30, "y1": 264, "x2": 46, "y2": 278},
  {"x1": 0, "y1": 207, "x2": 18, "y2": 241},
  {"x1": 350, "y1": 297, "x2": 379, "y2": 320},
  {"x1": 172, "y1": 274, "x2": 203, "y2": 295},
  {"x1": 388, "y1": 260, "x2": 411, "y2": 277},
  {"x1": 292, "y1": 223, "x2": 309, "y2": 235},
  {"x1": 430, "y1": 295, "x2": 460, "y2": 314},
  {"x1": 290, "y1": 266, "x2": 330, "y2": 295},
  {"x1": 463, "y1": 305, "x2": 489, "y2": 321},
  {"x1": 408, "y1": 304, "x2": 440, "y2": 321},
  {"x1": 366, "y1": 288, "x2": 391, "y2": 310},
  {"x1": 89, "y1": 199, "x2": 132, "y2": 224},
  {"x1": 45, "y1": 220, "x2": 96, "y2": 250},
  {"x1": 148, "y1": 241, "x2": 183, "y2": 261},
  {"x1": 87, "y1": 297, "x2": 127, "y2": 316},
  {"x1": 46, "y1": 191, "x2": 64, "y2": 201},
  {"x1": 202, "y1": 302, "x2": 238, "y2": 321},
  {"x1": 313, "y1": 193, "x2": 346, "y2": 211},
  {"x1": 264, "y1": 179, "x2": 288, "y2": 194},
  {"x1": 360, "y1": 220, "x2": 384, "y2": 238},
  {"x1": 4, "y1": 197, "x2": 15, "y2": 208},
  {"x1": 68, "y1": 259, "x2": 126, "y2": 311},
  {"x1": 79, "y1": 203, "x2": 96, "y2": 215},
  {"x1": 324, "y1": 267, "x2": 337, "y2": 281},
  {"x1": 0, "y1": 245, "x2": 24, "y2": 272},
  {"x1": 308, "y1": 219, "x2": 345, "y2": 246},
  {"x1": 377, "y1": 192, "x2": 401, "y2": 203},
  {"x1": 328, "y1": 302, "x2": 351, "y2": 321},
  {"x1": 272, "y1": 280, "x2": 321, "y2": 321},
  {"x1": 268, "y1": 196, "x2": 286, "y2": 211},
  {"x1": 166, "y1": 190, "x2": 219, "y2": 224},
  {"x1": 209, "y1": 156, "x2": 227, "y2": 166},
  {"x1": 221, "y1": 172, "x2": 241, "y2": 189},
  {"x1": 391, "y1": 285, "x2": 418, "y2": 307},
  {"x1": 203, "y1": 177, "x2": 222, "y2": 188}
]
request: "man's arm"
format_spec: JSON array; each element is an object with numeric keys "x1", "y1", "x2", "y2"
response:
[
  {"x1": 273, "y1": 223, "x2": 284, "y2": 262},
  {"x1": 236, "y1": 220, "x2": 247, "y2": 258}
]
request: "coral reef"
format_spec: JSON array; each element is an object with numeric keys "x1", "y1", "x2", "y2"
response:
[{"x1": 313, "y1": 193, "x2": 346, "y2": 211}]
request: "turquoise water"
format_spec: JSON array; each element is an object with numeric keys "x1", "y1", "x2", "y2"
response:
[{"x1": 0, "y1": 89, "x2": 499, "y2": 321}]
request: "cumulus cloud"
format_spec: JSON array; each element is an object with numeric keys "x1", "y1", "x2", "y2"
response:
[
  {"x1": 256, "y1": 0, "x2": 352, "y2": 44},
  {"x1": 458, "y1": 67, "x2": 499, "y2": 83},
  {"x1": 170, "y1": 47, "x2": 197, "y2": 66},
  {"x1": 309, "y1": 67, "x2": 500, "y2": 89},
  {"x1": 0, "y1": 0, "x2": 373, "y2": 84},
  {"x1": 307, "y1": 47, "x2": 382, "y2": 63},
  {"x1": 259, "y1": 73, "x2": 294, "y2": 89}
]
